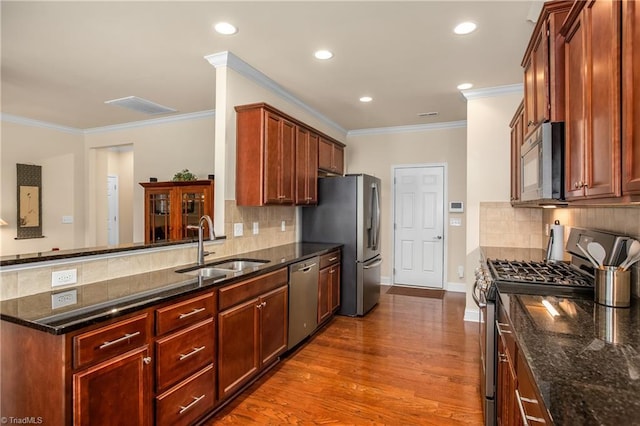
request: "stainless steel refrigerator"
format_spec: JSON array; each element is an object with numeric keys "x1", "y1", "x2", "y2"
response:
[{"x1": 302, "y1": 174, "x2": 382, "y2": 316}]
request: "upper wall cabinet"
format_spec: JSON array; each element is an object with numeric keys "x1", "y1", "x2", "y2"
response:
[
  {"x1": 510, "y1": 100, "x2": 525, "y2": 205},
  {"x1": 521, "y1": 1, "x2": 573, "y2": 135},
  {"x1": 318, "y1": 137, "x2": 345, "y2": 175},
  {"x1": 235, "y1": 102, "x2": 345, "y2": 206},
  {"x1": 622, "y1": 0, "x2": 640, "y2": 196},
  {"x1": 562, "y1": 0, "x2": 621, "y2": 200}
]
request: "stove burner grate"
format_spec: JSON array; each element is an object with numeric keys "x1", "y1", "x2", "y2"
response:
[{"x1": 487, "y1": 259, "x2": 593, "y2": 288}]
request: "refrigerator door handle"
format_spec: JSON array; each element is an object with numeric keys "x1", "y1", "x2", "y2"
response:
[
  {"x1": 371, "y1": 183, "x2": 381, "y2": 251},
  {"x1": 363, "y1": 258, "x2": 383, "y2": 269}
]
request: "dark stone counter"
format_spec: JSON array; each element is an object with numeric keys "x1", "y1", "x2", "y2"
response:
[
  {"x1": 0, "y1": 243, "x2": 341, "y2": 335},
  {"x1": 499, "y1": 291, "x2": 640, "y2": 425}
]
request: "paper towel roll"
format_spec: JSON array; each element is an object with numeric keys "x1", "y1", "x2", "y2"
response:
[{"x1": 550, "y1": 223, "x2": 564, "y2": 261}]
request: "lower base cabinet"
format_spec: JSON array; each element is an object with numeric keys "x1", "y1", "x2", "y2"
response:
[
  {"x1": 318, "y1": 250, "x2": 341, "y2": 324},
  {"x1": 155, "y1": 364, "x2": 215, "y2": 426}
]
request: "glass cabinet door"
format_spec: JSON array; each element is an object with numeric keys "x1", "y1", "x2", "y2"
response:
[
  {"x1": 179, "y1": 189, "x2": 207, "y2": 239},
  {"x1": 148, "y1": 191, "x2": 171, "y2": 242}
]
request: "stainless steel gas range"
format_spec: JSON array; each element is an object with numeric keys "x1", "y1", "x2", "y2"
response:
[{"x1": 472, "y1": 228, "x2": 630, "y2": 426}]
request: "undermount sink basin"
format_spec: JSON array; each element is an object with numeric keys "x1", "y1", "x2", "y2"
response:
[
  {"x1": 211, "y1": 259, "x2": 269, "y2": 271},
  {"x1": 179, "y1": 267, "x2": 234, "y2": 278}
]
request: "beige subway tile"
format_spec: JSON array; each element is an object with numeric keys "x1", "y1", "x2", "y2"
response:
[
  {"x1": 514, "y1": 209, "x2": 531, "y2": 222},
  {"x1": 82, "y1": 259, "x2": 109, "y2": 284},
  {"x1": 530, "y1": 234, "x2": 543, "y2": 249},
  {"x1": 107, "y1": 256, "x2": 132, "y2": 279},
  {"x1": 17, "y1": 267, "x2": 52, "y2": 297}
]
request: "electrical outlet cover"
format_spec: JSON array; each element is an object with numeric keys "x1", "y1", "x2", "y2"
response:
[
  {"x1": 253, "y1": 222, "x2": 259, "y2": 235},
  {"x1": 51, "y1": 289, "x2": 78, "y2": 309},
  {"x1": 52, "y1": 269, "x2": 77, "y2": 287},
  {"x1": 233, "y1": 223, "x2": 243, "y2": 237}
]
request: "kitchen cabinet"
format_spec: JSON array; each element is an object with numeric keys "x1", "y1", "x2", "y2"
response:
[
  {"x1": 496, "y1": 335, "x2": 518, "y2": 426},
  {"x1": 318, "y1": 250, "x2": 341, "y2": 324},
  {"x1": 73, "y1": 313, "x2": 154, "y2": 426},
  {"x1": 622, "y1": 0, "x2": 640, "y2": 195},
  {"x1": 562, "y1": 0, "x2": 621, "y2": 200},
  {"x1": 235, "y1": 103, "x2": 296, "y2": 206},
  {"x1": 139, "y1": 180, "x2": 214, "y2": 244},
  {"x1": 509, "y1": 100, "x2": 524, "y2": 205},
  {"x1": 217, "y1": 268, "x2": 288, "y2": 400},
  {"x1": 318, "y1": 137, "x2": 345, "y2": 175},
  {"x1": 295, "y1": 126, "x2": 318, "y2": 205},
  {"x1": 521, "y1": 1, "x2": 572, "y2": 135}
]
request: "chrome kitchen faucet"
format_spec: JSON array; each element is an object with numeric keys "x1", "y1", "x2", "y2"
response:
[{"x1": 187, "y1": 215, "x2": 215, "y2": 265}]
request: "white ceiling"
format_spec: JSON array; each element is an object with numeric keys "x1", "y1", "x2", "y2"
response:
[{"x1": 1, "y1": 1, "x2": 539, "y2": 132}]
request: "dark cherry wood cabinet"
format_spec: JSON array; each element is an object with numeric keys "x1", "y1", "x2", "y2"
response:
[
  {"x1": 318, "y1": 137, "x2": 345, "y2": 175},
  {"x1": 562, "y1": 0, "x2": 621, "y2": 200},
  {"x1": 295, "y1": 126, "x2": 319, "y2": 205},
  {"x1": 217, "y1": 268, "x2": 288, "y2": 401},
  {"x1": 622, "y1": 0, "x2": 640, "y2": 196},
  {"x1": 521, "y1": 1, "x2": 572, "y2": 135},
  {"x1": 496, "y1": 336, "x2": 519, "y2": 426},
  {"x1": 264, "y1": 111, "x2": 296, "y2": 204},
  {"x1": 139, "y1": 180, "x2": 214, "y2": 244},
  {"x1": 318, "y1": 250, "x2": 341, "y2": 325},
  {"x1": 509, "y1": 101, "x2": 524, "y2": 205},
  {"x1": 74, "y1": 346, "x2": 152, "y2": 426}
]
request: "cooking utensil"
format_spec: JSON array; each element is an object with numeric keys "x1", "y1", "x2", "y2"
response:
[
  {"x1": 587, "y1": 242, "x2": 607, "y2": 268},
  {"x1": 577, "y1": 243, "x2": 601, "y2": 269},
  {"x1": 620, "y1": 240, "x2": 640, "y2": 271}
]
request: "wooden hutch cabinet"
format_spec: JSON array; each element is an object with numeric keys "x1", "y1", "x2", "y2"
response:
[
  {"x1": 139, "y1": 180, "x2": 214, "y2": 244},
  {"x1": 562, "y1": 0, "x2": 621, "y2": 200}
]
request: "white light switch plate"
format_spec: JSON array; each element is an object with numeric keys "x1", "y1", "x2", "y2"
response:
[
  {"x1": 449, "y1": 218, "x2": 462, "y2": 227},
  {"x1": 51, "y1": 289, "x2": 77, "y2": 309},
  {"x1": 62, "y1": 215, "x2": 73, "y2": 224},
  {"x1": 233, "y1": 223, "x2": 243, "y2": 237},
  {"x1": 281, "y1": 220, "x2": 286, "y2": 232},
  {"x1": 52, "y1": 269, "x2": 77, "y2": 287},
  {"x1": 253, "y1": 222, "x2": 259, "y2": 235}
]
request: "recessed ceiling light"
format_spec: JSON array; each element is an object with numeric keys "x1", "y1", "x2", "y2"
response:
[
  {"x1": 454, "y1": 22, "x2": 477, "y2": 35},
  {"x1": 359, "y1": 96, "x2": 373, "y2": 103},
  {"x1": 457, "y1": 83, "x2": 473, "y2": 90},
  {"x1": 314, "y1": 50, "x2": 333, "y2": 60},
  {"x1": 214, "y1": 22, "x2": 238, "y2": 35}
]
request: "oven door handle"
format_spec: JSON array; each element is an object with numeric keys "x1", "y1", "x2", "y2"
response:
[{"x1": 472, "y1": 281, "x2": 486, "y2": 308}]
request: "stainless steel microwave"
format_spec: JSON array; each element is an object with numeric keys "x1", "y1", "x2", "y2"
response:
[{"x1": 520, "y1": 122, "x2": 565, "y2": 203}]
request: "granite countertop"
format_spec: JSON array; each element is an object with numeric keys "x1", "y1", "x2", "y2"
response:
[
  {"x1": 0, "y1": 242, "x2": 341, "y2": 335},
  {"x1": 500, "y1": 285, "x2": 640, "y2": 424}
]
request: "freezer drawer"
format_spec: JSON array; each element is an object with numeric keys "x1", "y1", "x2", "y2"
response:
[{"x1": 357, "y1": 255, "x2": 382, "y2": 316}]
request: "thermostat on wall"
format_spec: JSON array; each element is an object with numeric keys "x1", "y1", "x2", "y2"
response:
[{"x1": 449, "y1": 201, "x2": 464, "y2": 213}]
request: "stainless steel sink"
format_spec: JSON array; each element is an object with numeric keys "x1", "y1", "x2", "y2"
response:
[
  {"x1": 179, "y1": 267, "x2": 234, "y2": 278},
  {"x1": 211, "y1": 259, "x2": 269, "y2": 271}
]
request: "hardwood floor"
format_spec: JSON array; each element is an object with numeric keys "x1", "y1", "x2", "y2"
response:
[{"x1": 207, "y1": 287, "x2": 483, "y2": 425}]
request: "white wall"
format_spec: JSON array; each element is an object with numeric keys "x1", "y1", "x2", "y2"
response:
[
  {"x1": 464, "y1": 88, "x2": 524, "y2": 319},
  {"x1": 1, "y1": 121, "x2": 85, "y2": 255},
  {"x1": 346, "y1": 126, "x2": 467, "y2": 288}
]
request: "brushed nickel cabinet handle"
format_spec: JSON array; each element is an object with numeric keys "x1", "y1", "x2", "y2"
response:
[
  {"x1": 179, "y1": 345, "x2": 206, "y2": 361},
  {"x1": 328, "y1": 257, "x2": 338, "y2": 262},
  {"x1": 496, "y1": 322, "x2": 512, "y2": 336},
  {"x1": 179, "y1": 394, "x2": 206, "y2": 414},
  {"x1": 99, "y1": 331, "x2": 141, "y2": 350},
  {"x1": 178, "y1": 307, "x2": 206, "y2": 319}
]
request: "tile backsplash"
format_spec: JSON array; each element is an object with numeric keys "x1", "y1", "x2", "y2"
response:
[
  {"x1": 0, "y1": 201, "x2": 298, "y2": 301},
  {"x1": 480, "y1": 202, "x2": 544, "y2": 248}
]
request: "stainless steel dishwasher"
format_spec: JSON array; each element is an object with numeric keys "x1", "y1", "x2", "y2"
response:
[{"x1": 288, "y1": 257, "x2": 319, "y2": 349}]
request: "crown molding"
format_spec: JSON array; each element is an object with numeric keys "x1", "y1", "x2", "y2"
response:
[
  {"x1": 205, "y1": 50, "x2": 348, "y2": 137},
  {"x1": 1, "y1": 113, "x2": 83, "y2": 135},
  {"x1": 84, "y1": 110, "x2": 215, "y2": 134},
  {"x1": 347, "y1": 120, "x2": 467, "y2": 137},
  {"x1": 461, "y1": 83, "x2": 523, "y2": 100}
]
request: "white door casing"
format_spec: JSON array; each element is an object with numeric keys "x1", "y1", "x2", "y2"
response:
[
  {"x1": 393, "y1": 165, "x2": 445, "y2": 288},
  {"x1": 107, "y1": 175, "x2": 119, "y2": 246}
]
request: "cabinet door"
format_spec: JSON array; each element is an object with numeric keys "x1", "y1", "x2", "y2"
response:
[
  {"x1": 510, "y1": 102, "x2": 524, "y2": 204},
  {"x1": 622, "y1": 0, "x2": 640, "y2": 194},
  {"x1": 74, "y1": 346, "x2": 152, "y2": 426},
  {"x1": 176, "y1": 185, "x2": 212, "y2": 240},
  {"x1": 533, "y1": 26, "x2": 548, "y2": 126},
  {"x1": 264, "y1": 112, "x2": 295, "y2": 204},
  {"x1": 496, "y1": 338, "x2": 520, "y2": 426},
  {"x1": 217, "y1": 298, "x2": 260, "y2": 400},
  {"x1": 333, "y1": 144, "x2": 345, "y2": 175},
  {"x1": 259, "y1": 285, "x2": 288, "y2": 366},
  {"x1": 318, "y1": 267, "x2": 331, "y2": 324},
  {"x1": 330, "y1": 264, "x2": 341, "y2": 313},
  {"x1": 523, "y1": 57, "x2": 536, "y2": 134},
  {"x1": 295, "y1": 127, "x2": 318, "y2": 205},
  {"x1": 583, "y1": 0, "x2": 621, "y2": 198},
  {"x1": 281, "y1": 120, "x2": 296, "y2": 203},
  {"x1": 144, "y1": 188, "x2": 172, "y2": 243}
]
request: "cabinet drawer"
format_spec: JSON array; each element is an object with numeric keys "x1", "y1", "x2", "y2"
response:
[
  {"x1": 218, "y1": 268, "x2": 287, "y2": 311},
  {"x1": 74, "y1": 313, "x2": 149, "y2": 369},
  {"x1": 156, "y1": 292, "x2": 216, "y2": 336},
  {"x1": 320, "y1": 250, "x2": 340, "y2": 269},
  {"x1": 156, "y1": 364, "x2": 215, "y2": 426},
  {"x1": 156, "y1": 318, "x2": 215, "y2": 392}
]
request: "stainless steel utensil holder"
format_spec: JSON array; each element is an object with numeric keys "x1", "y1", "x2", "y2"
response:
[{"x1": 596, "y1": 267, "x2": 631, "y2": 308}]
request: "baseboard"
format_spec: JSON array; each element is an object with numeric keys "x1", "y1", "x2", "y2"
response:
[
  {"x1": 380, "y1": 275, "x2": 391, "y2": 285},
  {"x1": 464, "y1": 308, "x2": 480, "y2": 323},
  {"x1": 446, "y1": 282, "x2": 466, "y2": 293}
]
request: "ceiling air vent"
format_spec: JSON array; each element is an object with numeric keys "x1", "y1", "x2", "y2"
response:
[
  {"x1": 104, "y1": 96, "x2": 176, "y2": 115},
  {"x1": 417, "y1": 111, "x2": 439, "y2": 117}
]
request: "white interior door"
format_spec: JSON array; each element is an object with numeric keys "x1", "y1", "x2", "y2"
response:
[
  {"x1": 393, "y1": 166, "x2": 445, "y2": 288},
  {"x1": 107, "y1": 175, "x2": 119, "y2": 246}
]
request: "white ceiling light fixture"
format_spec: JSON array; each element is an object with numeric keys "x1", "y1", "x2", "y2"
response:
[
  {"x1": 104, "y1": 96, "x2": 176, "y2": 115},
  {"x1": 314, "y1": 50, "x2": 333, "y2": 60},
  {"x1": 214, "y1": 22, "x2": 238, "y2": 35},
  {"x1": 457, "y1": 83, "x2": 473, "y2": 90},
  {"x1": 454, "y1": 21, "x2": 477, "y2": 35},
  {"x1": 359, "y1": 96, "x2": 373, "y2": 103}
]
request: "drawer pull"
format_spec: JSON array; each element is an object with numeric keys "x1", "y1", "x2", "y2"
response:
[
  {"x1": 496, "y1": 322, "x2": 512, "y2": 336},
  {"x1": 179, "y1": 345, "x2": 206, "y2": 361},
  {"x1": 328, "y1": 257, "x2": 338, "y2": 262},
  {"x1": 516, "y1": 390, "x2": 546, "y2": 424},
  {"x1": 178, "y1": 394, "x2": 206, "y2": 414},
  {"x1": 521, "y1": 396, "x2": 539, "y2": 404},
  {"x1": 178, "y1": 307, "x2": 206, "y2": 320},
  {"x1": 143, "y1": 357, "x2": 152, "y2": 365},
  {"x1": 98, "y1": 331, "x2": 141, "y2": 350}
]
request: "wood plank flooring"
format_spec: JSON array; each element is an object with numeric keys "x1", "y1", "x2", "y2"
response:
[{"x1": 207, "y1": 287, "x2": 483, "y2": 425}]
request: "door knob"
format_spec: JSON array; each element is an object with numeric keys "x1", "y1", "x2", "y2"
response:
[{"x1": 435, "y1": 236, "x2": 442, "y2": 240}]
